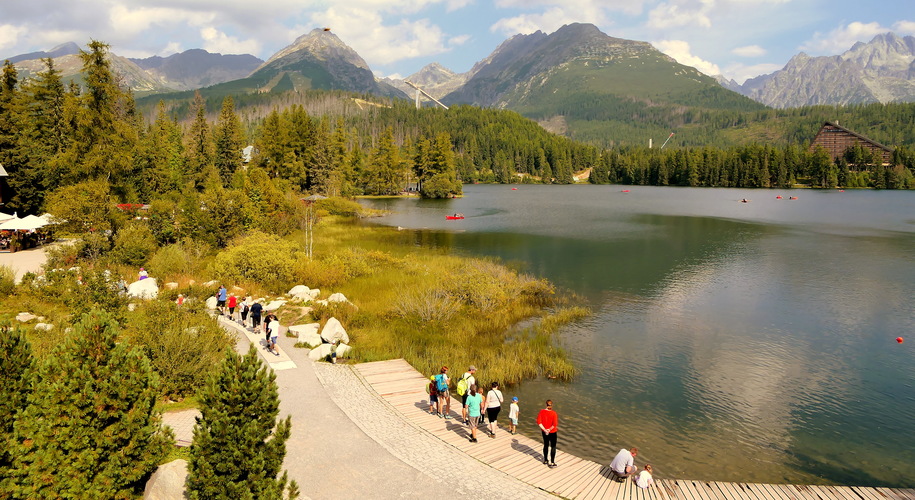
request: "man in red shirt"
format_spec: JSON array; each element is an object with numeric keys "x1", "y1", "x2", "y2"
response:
[{"x1": 536, "y1": 399, "x2": 558, "y2": 468}]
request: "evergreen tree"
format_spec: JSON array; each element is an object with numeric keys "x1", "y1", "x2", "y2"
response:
[
  {"x1": 185, "y1": 90, "x2": 214, "y2": 188},
  {"x1": 363, "y1": 127, "x2": 403, "y2": 195},
  {"x1": 187, "y1": 347, "x2": 295, "y2": 500},
  {"x1": 0, "y1": 325, "x2": 32, "y2": 490},
  {"x1": 8, "y1": 310, "x2": 171, "y2": 499},
  {"x1": 213, "y1": 96, "x2": 244, "y2": 185}
]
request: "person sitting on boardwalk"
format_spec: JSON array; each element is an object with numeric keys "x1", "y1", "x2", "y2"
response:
[
  {"x1": 465, "y1": 384, "x2": 483, "y2": 443},
  {"x1": 636, "y1": 464, "x2": 654, "y2": 489},
  {"x1": 609, "y1": 447, "x2": 639, "y2": 481},
  {"x1": 434, "y1": 366, "x2": 451, "y2": 418},
  {"x1": 537, "y1": 399, "x2": 558, "y2": 468}
]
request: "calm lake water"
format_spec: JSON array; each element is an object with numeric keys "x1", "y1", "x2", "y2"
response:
[{"x1": 360, "y1": 184, "x2": 915, "y2": 487}]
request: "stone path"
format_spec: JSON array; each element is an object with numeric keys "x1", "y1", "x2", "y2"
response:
[{"x1": 161, "y1": 315, "x2": 553, "y2": 499}]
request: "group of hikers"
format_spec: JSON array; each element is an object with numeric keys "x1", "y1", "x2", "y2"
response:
[
  {"x1": 428, "y1": 365, "x2": 655, "y2": 488},
  {"x1": 212, "y1": 284, "x2": 280, "y2": 356}
]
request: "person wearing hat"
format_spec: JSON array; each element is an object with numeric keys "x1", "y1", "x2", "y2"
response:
[
  {"x1": 460, "y1": 365, "x2": 477, "y2": 425},
  {"x1": 509, "y1": 396, "x2": 520, "y2": 435},
  {"x1": 138, "y1": 267, "x2": 148, "y2": 280}
]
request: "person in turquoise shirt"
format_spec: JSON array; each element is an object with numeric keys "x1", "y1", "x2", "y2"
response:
[{"x1": 465, "y1": 384, "x2": 484, "y2": 443}]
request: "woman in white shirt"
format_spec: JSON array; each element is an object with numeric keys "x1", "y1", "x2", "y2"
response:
[
  {"x1": 484, "y1": 382, "x2": 504, "y2": 438},
  {"x1": 636, "y1": 464, "x2": 654, "y2": 489}
]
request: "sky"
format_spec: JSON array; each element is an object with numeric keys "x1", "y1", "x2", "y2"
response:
[{"x1": 0, "y1": 0, "x2": 912, "y2": 84}]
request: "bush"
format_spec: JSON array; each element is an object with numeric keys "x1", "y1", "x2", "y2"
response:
[
  {"x1": 121, "y1": 300, "x2": 236, "y2": 398},
  {"x1": 393, "y1": 285, "x2": 460, "y2": 323},
  {"x1": 109, "y1": 222, "x2": 158, "y2": 267},
  {"x1": 0, "y1": 265, "x2": 15, "y2": 296},
  {"x1": 314, "y1": 197, "x2": 363, "y2": 217},
  {"x1": 209, "y1": 232, "x2": 301, "y2": 293},
  {"x1": 147, "y1": 242, "x2": 198, "y2": 279}
]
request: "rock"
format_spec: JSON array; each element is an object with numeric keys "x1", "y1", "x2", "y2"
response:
[
  {"x1": 128, "y1": 303, "x2": 137, "y2": 311},
  {"x1": 127, "y1": 278, "x2": 159, "y2": 300},
  {"x1": 143, "y1": 459, "x2": 188, "y2": 500},
  {"x1": 308, "y1": 343, "x2": 333, "y2": 361},
  {"x1": 315, "y1": 299, "x2": 328, "y2": 306},
  {"x1": 327, "y1": 292, "x2": 351, "y2": 304},
  {"x1": 15, "y1": 312, "x2": 37, "y2": 323},
  {"x1": 203, "y1": 280, "x2": 218, "y2": 287},
  {"x1": 288, "y1": 285, "x2": 319, "y2": 302},
  {"x1": 164, "y1": 282, "x2": 178, "y2": 290},
  {"x1": 264, "y1": 300, "x2": 286, "y2": 312},
  {"x1": 320, "y1": 317, "x2": 349, "y2": 344},
  {"x1": 231, "y1": 286, "x2": 245, "y2": 293},
  {"x1": 287, "y1": 323, "x2": 320, "y2": 338},
  {"x1": 288, "y1": 285, "x2": 310, "y2": 296},
  {"x1": 33, "y1": 323, "x2": 54, "y2": 332},
  {"x1": 335, "y1": 343, "x2": 352, "y2": 357},
  {"x1": 299, "y1": 333, "x2": 323, "y2": 348},
  {"x1": 205, "y1": 296, "x2": 218, "y2": 310}
]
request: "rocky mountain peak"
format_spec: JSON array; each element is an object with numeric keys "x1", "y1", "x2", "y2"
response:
[{"x1": 260, "y1": 28, "x2": 369, "y2": 71}]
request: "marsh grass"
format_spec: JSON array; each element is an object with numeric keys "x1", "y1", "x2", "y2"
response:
[{"x1": 304, "y1": 219, "x2": 589, "y2": 385}]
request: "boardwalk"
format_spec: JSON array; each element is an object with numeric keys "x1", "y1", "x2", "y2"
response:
[{"x1": 354, "y1": 359, "x2": 915, "y2": 500}]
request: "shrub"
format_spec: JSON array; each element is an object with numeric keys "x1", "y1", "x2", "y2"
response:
[
  {"x1": 109, "y1": 222, "x2": 158, "y2": 267},
  {"x1": 0, "y1": 265, "x2": 15, "y2": 296},
  {"x1": 209, "y1": 232, "x2": 301, "y2": 293},
  {"x1": 393, "y1": 285, "x2": 460, "y2": 324},
  {"x1": 147, "y1": 243, "x2": 197, "y2": 279},
  {"x1": 309, "y1": 300, "x2": 359, "y2": 327},
  {"x1": 314, "y1": 197, "x2": 363, "y2": 217},
  {"x1": 121, "y1": 300, "x2": 236, "y2": 398}
]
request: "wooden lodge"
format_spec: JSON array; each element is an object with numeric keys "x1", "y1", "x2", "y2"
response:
[{"x1": 810, "y1": 121, "x2": 893, "y2": 165}]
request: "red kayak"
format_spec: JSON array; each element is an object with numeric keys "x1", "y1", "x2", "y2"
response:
[{"x1": 446, "y1": 215, "x2": 465, "y2": 220}]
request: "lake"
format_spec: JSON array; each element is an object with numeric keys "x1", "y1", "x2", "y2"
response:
[{"x1": 359, "y1": 184, "x2": 915, "y2": 487}]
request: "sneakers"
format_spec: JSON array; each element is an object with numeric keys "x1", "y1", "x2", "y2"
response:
[
  {"x1": 549, "y1": 462, "x2": 558, "y2": 468},
  {"x1": 469, "y1": 437, "x2": 478, "y2": 443},
  {"x1": 444, "y1": 414, "x2": 452, "y2": 419},
  {"x1": 543, "y1": 460, "x2": 550, "y2": 465},
  {"x1": 488, "y1": 433, "x2": 495, "y2": 439}
]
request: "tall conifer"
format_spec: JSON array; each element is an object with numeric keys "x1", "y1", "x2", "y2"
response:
[
  {"x1": 0, "y1": 325, "x2": 32, "y2": 490},
  {"x1": 187, "y1": 347, "x2": 296, "y2": 499},
  {"x1": 8, "y1": 310, "x2": 171, "y2": 499}
]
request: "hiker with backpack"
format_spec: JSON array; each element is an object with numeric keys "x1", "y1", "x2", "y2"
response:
[
  {"x1": 457, "y1": 366, "x2": 477, "y2": 425},
  {"x1": 433, "y1": 366, "x2": 451, "y2": 418}
]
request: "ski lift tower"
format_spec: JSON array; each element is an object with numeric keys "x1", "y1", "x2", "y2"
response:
[{"x1": 404, "y1": 80, "x2": 449, "y2": 110}]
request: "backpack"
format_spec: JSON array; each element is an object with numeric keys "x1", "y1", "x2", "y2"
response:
[
  {"x1": 435, "y1": 373, "x2": 448, "y2": 392},
  {"x1": 456, "y1": 373, "x2": 470, "y2": 396}
]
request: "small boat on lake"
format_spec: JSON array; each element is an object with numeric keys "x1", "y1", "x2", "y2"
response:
[{"x1": 446, "y1": 213, "x2": 465, "y2": 220}]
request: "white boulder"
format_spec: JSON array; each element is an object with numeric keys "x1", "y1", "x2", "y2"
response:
[
  {"x1": 308, "y1": 343, "x2": 334, "y2": 361},
  {"x1": 164, "y1": 282, "x2": 179, "y2": 290},
  {"x1": 288, "y1": 285, "x2": 309, "y2": 296},
  {"x1": 127, "y1": 278, "x2": 159, "y2": 300},
  {"x1": 33, "y1": 323, "x2": 54, "y2": 332},
  {"x1": 299, "y1": 333, "x2": 323, "y2": 348},
  {"x1": 264, "y1": 299, "x2": 286, "y2": 312},
  {"x1": 128, "y1": 303, "x2": 137, "y2": 312},
  {"x1": 205, "y1": 296, "x2": 218, "y2": 310},
  {"x1": 143, "y1": 459, "x2": 188, "y2": 500},
  {"x1": 288, "y1": 285, "x2": 320, "y2": 302},
  {"x1": 203, "y1": 280, "x2": 218, "y2": 287},
  {"x1": 287, "y1": 323, "x2": 320, "y2": 338},
  {"x1": 15, "y1": 312, "x2": 37, "y2": 323},
  {"x1": 335, "y1": 343, "x2": 352, "y2": 357},
  {"x1": 320, "y1": 317, "x2": 349, "y2": 344},
  {"x1": 327, "y1": 292, "x2": 351, "y2": 304}
]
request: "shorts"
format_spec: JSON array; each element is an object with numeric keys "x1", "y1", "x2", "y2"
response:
[
  {"x1": 462, "y1": 394, "x2": 469, "y2": 405},
  {"x1": 510, "y1": 417, "x2": 518, "y2": 425},
  {"x1": 486, "y1": 407, "x2": 501, "y2": 422},
  {"x1": 270, "y1": 335, "x2": 278, "y2": 344},
  {"x1": 217, "y1": 300, "x2": 226, "y2": 307},
  {"x1": 229, "y1": 307, "x2": 236, "y2": 314},
  {"x1": 439, "y1": 389, "x2": 450, "y2": 399},
  {"x1": 430, "y1": 393, "x2": 439, "y2": 403},
  {"x1": 468, "y1": 416, "x2": 480, "y2": 428}
]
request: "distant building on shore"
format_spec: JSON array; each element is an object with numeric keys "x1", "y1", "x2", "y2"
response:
[{"x1": 810, "y1": 121, "x2": 893, "y2": 165}]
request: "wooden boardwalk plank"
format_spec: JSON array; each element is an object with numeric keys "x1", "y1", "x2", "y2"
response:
[{"x1": 356, "y1": 360, "x2": 915, "y2": 500}]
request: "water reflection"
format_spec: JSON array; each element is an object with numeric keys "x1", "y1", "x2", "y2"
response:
[{"x1": 360, "y1": 185, "x2": 915, "y2": 486}]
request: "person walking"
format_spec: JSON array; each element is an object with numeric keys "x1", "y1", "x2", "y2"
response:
[
  {"x1": 459, "y1": 366, "x2": 477, "y2": 424},
  {"x1": 227, "y1": 294, "x2": 238, "y2": 321},
  {"x1": 434, "y1": 366, "x2": 451, "y2": 418},
  {"x1": 464, "y1": 384, "x2": 484, "y2": 443},
  {"x1": 609, "y1": 447, "x2": 639, "y2": 481},
  {"x1": 249, "y1": 299, "x2": 263, "y2": 331},
  {"x1": 536, "y1": 399, "x2": 558, "y2": 467},
  {"x1": 240, "y1": 296, "x2": 251, "y2": 326},
  {"x1": 216, "y1": 285, "x2": 228, "y2": 315},
  {"x1": 266, "y1": 314, "x2": 280, "y2": 356},
  {"x1": 484, "y1": 382, "x2": 504, "y2": 438}
]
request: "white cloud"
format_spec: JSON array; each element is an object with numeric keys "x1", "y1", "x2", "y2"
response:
[
  {"x1": 799, "y1": 21, "x2": 888, "y2": 55},
  {"x1": 893, "y1": 20, "x2": 915, "y2": 36},
  {"x1": 0, "y1": 24, "x2": 27, "y2": 52},
  {"x1": 200, "y1": 27, "x2": 261, "y2": 56},
  {"x1": 490, "y1": 3, "x2": 609, "y2": 36},
  {"x1": 494, "y1": 0, "x2": 644, "y2": 16},
  {"x1": 449, "y1": 34, "x2": 471, "y2": 46},
  {"x1": 653, "y1": 39, "x2": 720, "y2": 75},
  {"x1": 647, "y1": 2, "x2": 711, "y2": 30},
  {"x1": 721, "y1": 62, "x2": 782, "y2": 84},
  {"x1": 732, "y1": 45, "x2": 766, "y2": 57}
]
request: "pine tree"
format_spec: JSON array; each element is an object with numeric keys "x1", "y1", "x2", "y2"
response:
[
  {"x1": 213, "y1": 96, "x2": 244, "y2": 185},
  {"x1": 0, "y1": 325, "x2": 32, "y2": 490},
  {"x1": 363, "y1": 127, "x2": 404, "y2": 195},
  {"x1": 185, "y1": 90, "x2": 214, "y2": 188},
  {"x1": 8, "y1": 310, "x2": 172, "y2": 499},
  {"x1": 187, "y1": 347, "x2": 296, "y2": 500}
]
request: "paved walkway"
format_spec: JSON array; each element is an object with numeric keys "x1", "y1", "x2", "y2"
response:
[
  {"x1": 0, "y1": 244, "x2": 49, "y2": 282},
  {"x1": 193, "y1": 316, "x2": 552, "y2": 499}
]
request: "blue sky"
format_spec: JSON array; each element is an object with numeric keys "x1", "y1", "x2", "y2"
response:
[{"x1": 0, "y1": 0, "x2": 912, "y2": 84}]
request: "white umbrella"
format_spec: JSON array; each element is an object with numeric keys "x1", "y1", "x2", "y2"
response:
[
  {"x1": 0, "y1": 211, "x2": 13, "y2": 222},
  {"x1": 0, "y1": 216, "x2": 46, "y2": 230}
]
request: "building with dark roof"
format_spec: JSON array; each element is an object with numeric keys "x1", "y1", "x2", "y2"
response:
[{"x1": 810, "y1": 121, "x2": 893, "y2": 165}]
